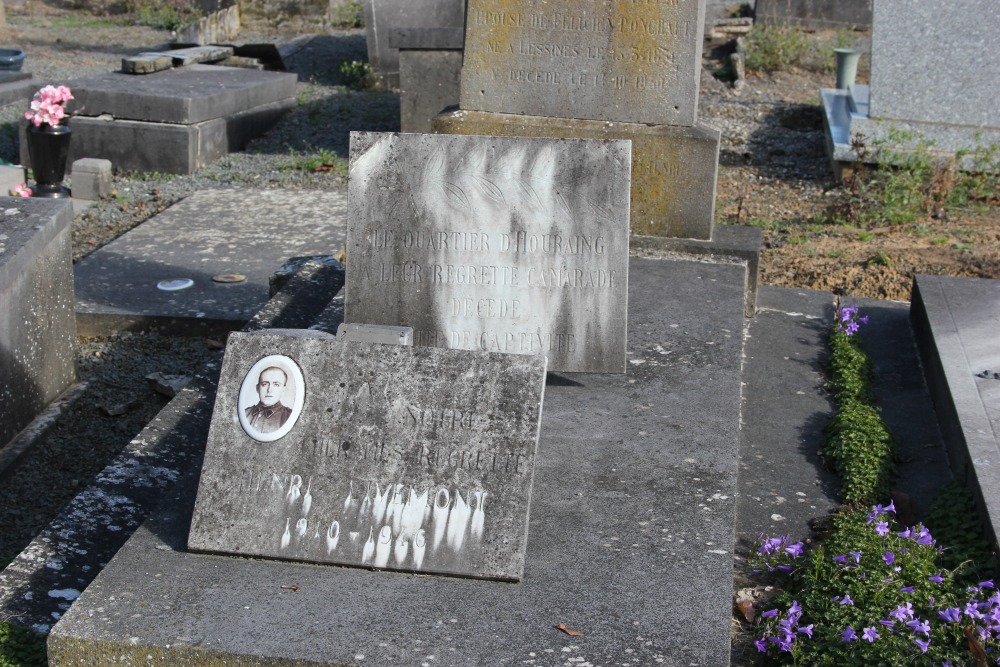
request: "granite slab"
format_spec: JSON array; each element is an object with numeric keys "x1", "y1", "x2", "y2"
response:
[
  {"x1": 73, "y1": 189, "x2": 348, "y2": 334},
  {"x1": 47, "y1": 255, "x2": 746, "y2": 666},
  {"x1": 911, "y1": 274, "x2": 1000, "y2": 548},
  {"x1": 345, "y1": 131, "x2": 631, "y2": 373}
]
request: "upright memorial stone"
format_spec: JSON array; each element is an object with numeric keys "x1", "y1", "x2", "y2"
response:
[
  {"x1": 343, "y1": 131, "x2": 631, "y2": 373},
  {"x1": 434, "y1": 0, "x2": 720, "y2": 240},
  {"x1": 189, "y1": 330, "x2": 547, "y2": 581},
  {"x1": 822, "y1": 0, "x2": 1000, "y2": 173}
]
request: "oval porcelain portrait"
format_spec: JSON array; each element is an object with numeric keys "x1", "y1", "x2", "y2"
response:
[{"x1": 237, "y1": 355, "x2": 305, "y2": 442}]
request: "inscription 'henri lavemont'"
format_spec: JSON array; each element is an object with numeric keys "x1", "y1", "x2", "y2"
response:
[{"x1": 367, "y1": 229, "x2": 606, "y2": 254}]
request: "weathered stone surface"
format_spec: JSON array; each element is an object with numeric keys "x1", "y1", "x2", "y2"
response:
[
  {"x1": 336, "y1": 322, "x2": 413, "y2": 345},
  {"x1": 434, "y1": 108, "x2": 718, "y2": 240},
  {"x1": 345, "y1": 131, "x2": 631, "y2": 373},
  {"x1": 70, "y1": 158, "x2": 112, "y2": 200},
  {"x1": 0, "y1": 77, "x2": 35, "y2": 108},
  {"x1": 397, "y1": 46, "x2": 463, "y2": 133},
  {"x1": 362, "y1": 0, "x2": 466, "y2": 89},
  {"x1": 176, "y1": 5, "x2": 241, "y2": 46},
  {"x1": 188, "y1": 331, "x2": 547, "y2": 581},
  {"x1": 756, "y1": 0, "x2": 871, "y2": 30},
  {"x1": 35, "y1": 97, "x2": 294, "y2": 175},
  {"x1": 67, "y1": 65, "x2": 296, "y2": 124},
  {"x1": 74, "y1": 189, "x2": 348, "y2": 335},
  {"x1": 460, "y1": 0, "x2": 706, "y2": 126},
  {"x1": 0, "y1": 198, "x2": 77, "y2": 448},
  {"x1": 120, "y1": 54, "x2": 172, "y2": 74},
  {"x1": 0, "y1": 165, "x2": 25, "y2": 197}
]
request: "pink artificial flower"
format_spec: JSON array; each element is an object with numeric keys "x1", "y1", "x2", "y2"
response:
[
  {"x1": 11, "y1": 182, "x2": 31, "y2": 197},
  {"x1": 25, "y1": 85, "x2": 73, "y2": 127}
]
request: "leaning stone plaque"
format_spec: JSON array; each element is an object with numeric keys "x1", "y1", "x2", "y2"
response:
[
  {"x1": 345, "y1": 131, "x2": 630, "y2": 373},
  {"x1": 460, "y1": 0, "x2": 706, "y2": 126},
  {"x1": 188, "y1": 330, "x2": 547, "y2": 581}
]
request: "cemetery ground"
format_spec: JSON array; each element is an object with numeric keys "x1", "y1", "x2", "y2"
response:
[{"x1": 0, "y1": 6, "x2": 998, "y2": 666}]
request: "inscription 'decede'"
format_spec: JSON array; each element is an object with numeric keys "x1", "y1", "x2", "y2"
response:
[{"x1": 344, "y1": 132, "x2": 631, "y2": 373}]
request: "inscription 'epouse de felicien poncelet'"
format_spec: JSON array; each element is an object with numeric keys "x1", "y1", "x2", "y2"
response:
[
  {"x1": 345, "y1": 132, "x2": 631, "y2": 374},
  {"x1": 461, "y1": 0, "x2": 704, "y2": 125}
]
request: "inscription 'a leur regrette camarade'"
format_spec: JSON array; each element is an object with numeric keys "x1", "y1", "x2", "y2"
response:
[{"x1": 345, "y1": 132, "x2": 630, "y2": 373}]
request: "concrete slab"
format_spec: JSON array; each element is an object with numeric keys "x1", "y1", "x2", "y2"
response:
[
  {"x1": 48, "y1": 256, "x2": 746, "y2": 666},
  {"x1": 73, "y1": 189, "x2": 348, "y2": 335},
  {"x1": 67, "y1": 65, "x2": 297, "y2": 125},
  {"x1": 0, "y1": 76, "x2": 34, "y2": 107},
  {"x1": 911, "y1": 274, "x2": 1000, "y2": 547}
]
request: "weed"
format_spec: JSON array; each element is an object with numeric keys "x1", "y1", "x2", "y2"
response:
[
  {"x1": 826, "y1": 249, "x2": 844, "y2": 259},
  {"x1": 0, "y1": 621, "x2": 46, "y2": 667},
  {"x1": 126, "y1": 0, "x2": 202, "y2": 31},
  {"x1": 857, "y1": 231, "x2": 874, "y2": 242},
  {"x1": 338, "y1": 60, "x2": 374, "y2": 90},
  {"x1": 929, "y1": 237, "x2": 949, "y2": 245},
  {"x1": 828, "y1": 130, "x2": 1000, "y2": 228},
  {"x1": 280, "y1": 148, "x2": 347, "y2": 173},
  {"x1": 330, "y1": 0, "x2": 365, "y2": 29},
  {"x1": 952, "y1": 242, "x2": 974, "y2": 252},
  {"x1": 743, "y1": 25, "x2": 809, "y2": 74},
  {"x1": 867, "y1": 249, "x2": 892, "y2": 268}
]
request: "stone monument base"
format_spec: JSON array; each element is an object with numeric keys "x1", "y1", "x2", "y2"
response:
[
  {"x1": 433, "y1": 108, "x2": 720, "y2": 241},
  {"x1": 821, "y1": 85, "x2": 1000, "y2": 179},
  {"x1": 0, "y1": 198, "x2": 77, "y2": 449}
]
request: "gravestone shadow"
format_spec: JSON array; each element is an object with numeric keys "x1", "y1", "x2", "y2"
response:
[{"x1": 721, "y1": 102, "x2": 830, "y2": 182}]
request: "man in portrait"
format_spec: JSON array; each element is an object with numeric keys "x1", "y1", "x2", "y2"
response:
[{"x1": 245, "y1": 366, "x2": 293, "y2": 434}]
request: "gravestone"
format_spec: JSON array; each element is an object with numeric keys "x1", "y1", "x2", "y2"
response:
[
  {"x1": 362, "y1": 0, "x2": 466, "y2": 89},
  {"x1": 0, "y1": 197, "x2": 76, "y2": 449},
  {"x1": 344, "y1": 131, "x2": 631, "y2": 373},
  {"x1": 188, "y1": 330, "x2": 547, "y2": 581},
  {"x1": 20, "y1": 66, "x2": 296, "y2": 175},
  {"x1": 435, "y1": 0, "x2": 720, "y2": 240},
  {"x1": 822, "y1": 0, "x2": 1000, "y2": 173},
  {"x1": 756, "y1": 0, "x2": 872, "y2": 30}
]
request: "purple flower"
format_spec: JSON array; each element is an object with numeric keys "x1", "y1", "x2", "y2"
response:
[
  {"x1": 838, "y1": 594, "x2": 854, "y2": 606},
  {"x1": 874, "y1": 521, "x2": 889, "y2": 536},
  {"x1": 883, "y1": 551, "x2": 896, "y2": 566},
  {"x1": 788, "y1": 600, "x2": 802, "y2": 616},
  {"x1": 980, "y1": 580, "x2": 995, "y2": 590},
  {"x1": 754, "y1": 637, "x2": 767, "y2": 652},
  {"x1": 928, "y1": 573, "x2": 944, "y2": 583},
  {"x1": 907, "y1": 618, "x2": 931, "y2": 636},
  {"x1": 861, "y1": 627, "x2": 880, "y2": 642},
  {"x1": 938, "y1": 607, "x2": 962, "y2": 623},
  {"x1": 965, "y1": 602, "x2": 985, "y2": 619},
  {"x1": 799, "y1": 624, "x2": 814, "y2": 638},
  {"x1": 762, "y1": 609, "x2": 778, "y2": 618},
  {"x1": 785, "y1": 542, "x2": 804, "y2": 558},
  {"x1": 890, "y1": 603, "x2": 914, "y2": 621},
  {"x1": 833, "y1": 554, "x2": 848, "y2": 564},
  {"x1": 841, "y1": 626, "x2": 857, "y2": 642},
  {"x1": 900, "y1": 585, "x2": 914, "y2": 593},
  {"x1": 879, "y1": 620, "x2": 895, "y2": 628},
  {"x1": 914, "y1": 637, "x2": 930, "y2": 653},
  {"x1": 850, "y1": 551, "x2": 862, "y2": 563}
]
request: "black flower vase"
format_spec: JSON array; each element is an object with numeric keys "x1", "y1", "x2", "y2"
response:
[{"x1": 26, "y1": 122, "x2": 72, "y2": 198}]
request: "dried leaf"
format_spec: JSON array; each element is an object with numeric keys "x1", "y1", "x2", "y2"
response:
[
  {"x1": 966, "y1": 624, "x2": 988, "y2": 666},
  {"x1": 556, "y1": 623, "x2": 584, "y2": 637},
  {"x1": 311, "y1": 164, "x2": 336, "y2": 172},
  {"x1": 205, "y1": 338, "x2": 225, "y2": 350},
  {"x1": 736, "y1": 599, "x2": 755, "y2": 623},
  {"x1": 281, "y1": 585, "x2": 302, "y2": 593}
]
